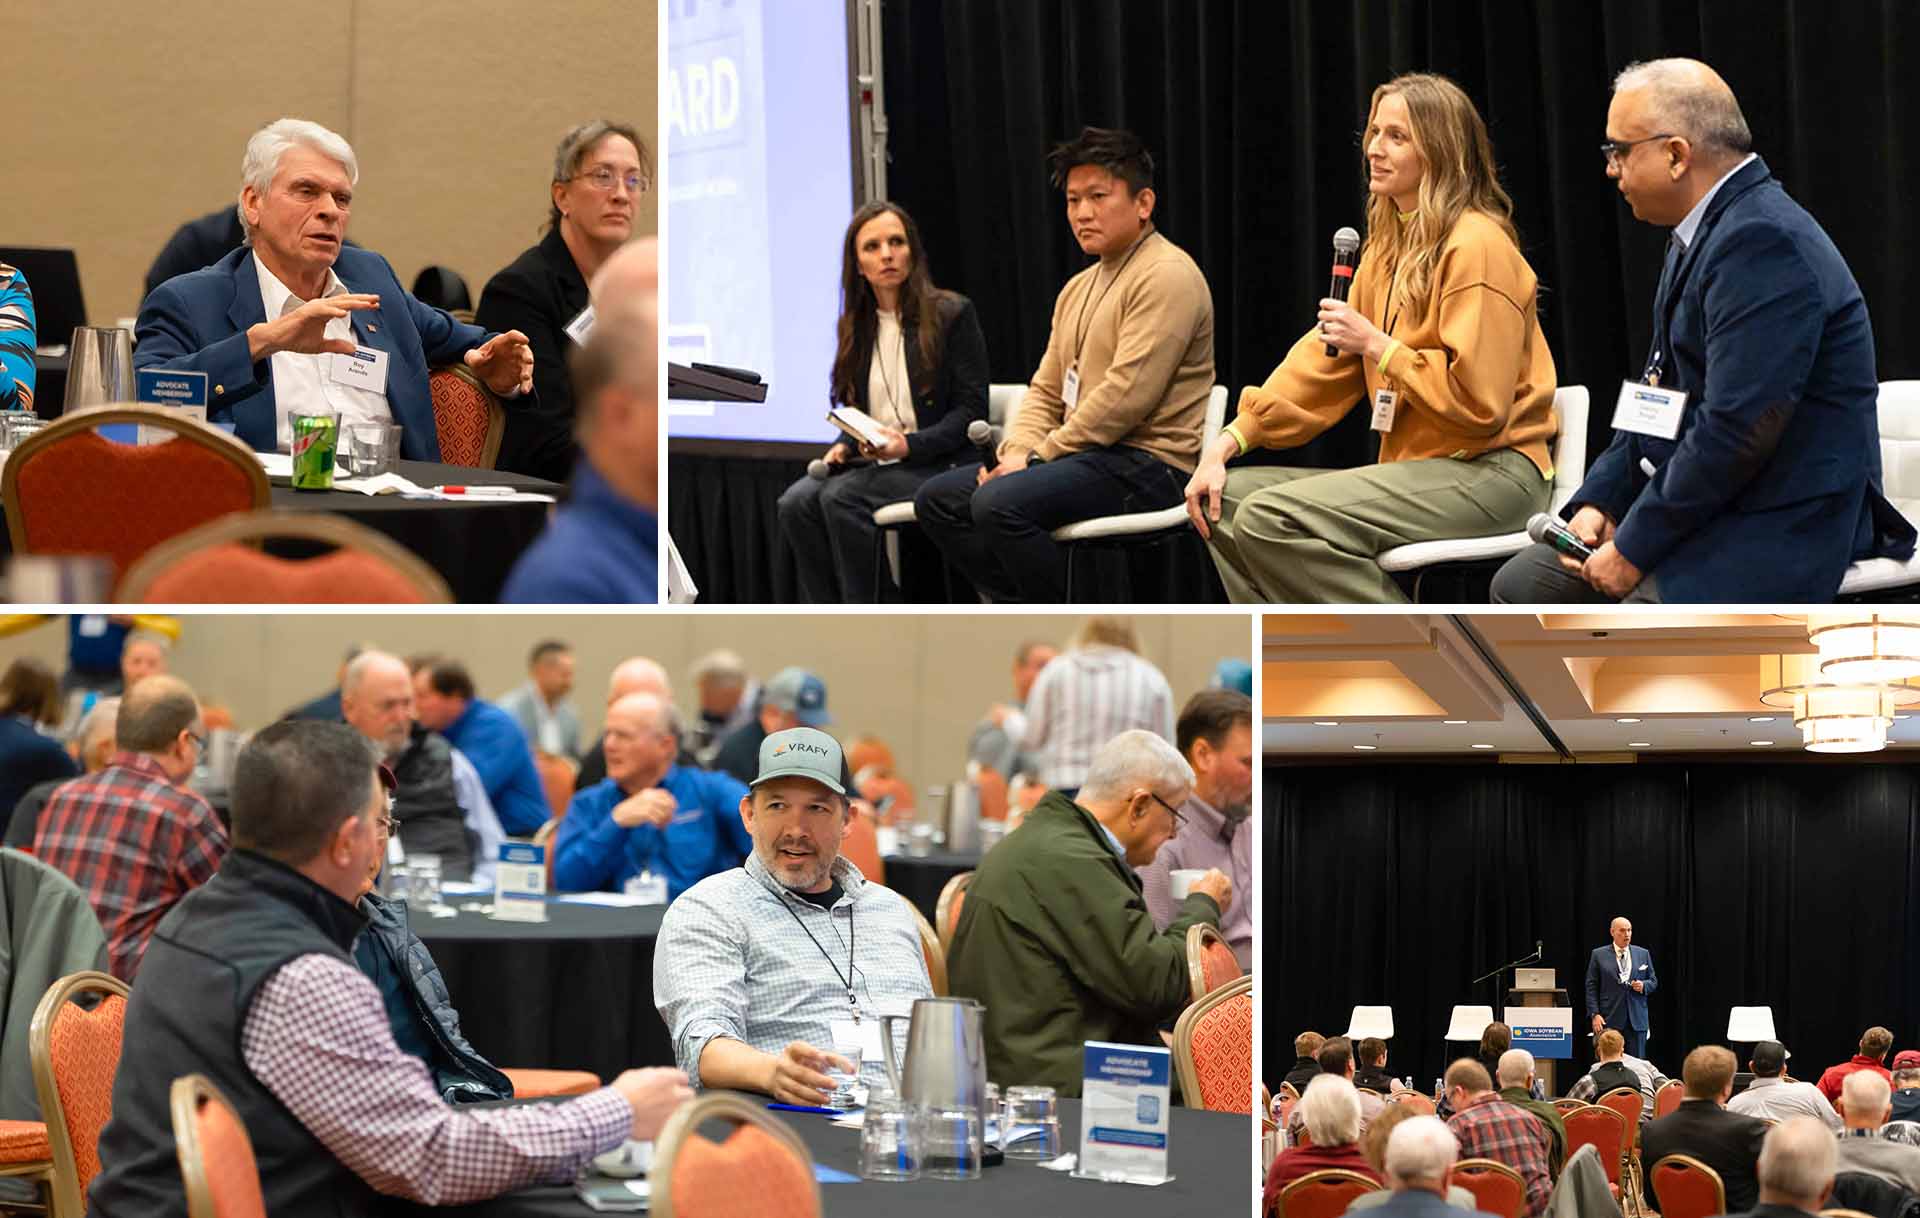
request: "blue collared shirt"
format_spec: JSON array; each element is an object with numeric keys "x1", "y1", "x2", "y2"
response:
[
  {"x1": 442, "y1": 699, "x2": 549, "y2": 836},
  {"x1": 551, "y1": 766, "x2": 752, "y2": 901},
  {"x1": 501, "y1": 458, "x2": 658, "y2": 604},
  {"x1": 1673, "y1": 153, "x2": 1759, "y2": 250}
]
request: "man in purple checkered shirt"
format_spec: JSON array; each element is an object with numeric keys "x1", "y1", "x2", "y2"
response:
[
  {"x1": 88, "y1": 720, "x2": 692, "y2": 1217},
  {"x1": 1443, "y1": 1058, "x2": 1554, "y2": 1218}
]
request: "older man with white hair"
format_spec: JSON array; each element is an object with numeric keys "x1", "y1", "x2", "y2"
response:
[
  {"x1": 1835, "y1": 1069, "x2": 1920, "y2": 1196},
  {"x1": 1265, "y1": 1074, "x2": 1382, "y2": 1202},
  {"x1": 137, "y1": 117, "x2": 535, "y2": 460},
  {"x1": 1733, "y1": 1117, "x2": 1840, "y2": 1218},
  {"x1": 1341, "y1": 1117, "x2": 1502, "y2": 1218},
  {"x1": 947, "y1": 729, "x2": 1233, "y2": 1095}
]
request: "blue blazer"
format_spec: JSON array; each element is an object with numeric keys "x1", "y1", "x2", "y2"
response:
[
  {"x1": 135, "y1": 245, "x2": 497, "y2": 462},
  {"x1": 1571, "y1": 156, "x2": 1915, "y2": 601},
  {"x1": 1585, "y1": 944, "x2": 1657, "y2": 1033}
]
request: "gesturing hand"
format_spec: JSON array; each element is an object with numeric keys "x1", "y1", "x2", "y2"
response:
[
  {"x1": 250, "y1": 294, "x2": 381, "y2": 360},
  {"x1": 465, "y1": 329, "x2": 535, "y2": 395}
]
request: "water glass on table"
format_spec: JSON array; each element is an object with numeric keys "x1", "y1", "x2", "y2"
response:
[
  {"x1": 826, "y1": 1038, "x2": 864, "y2": 1110},
  {"x1": 345, "y1": 421, "x2": 403, "y2": 477},
  {"x1": 1002, "y1": 1085, "x2": 1061, "y2": 1160},
  {"x1": 859, "y1": 1091, "x2": 921, "y2": 1182},
  {"x1": 922, "y1": 1103, "x2": 982, "y2": 1179},
  {"x1": 407, "y1": 854, "x2": 444, "y2": 910}
]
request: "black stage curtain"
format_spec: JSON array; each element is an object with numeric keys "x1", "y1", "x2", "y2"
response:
[
  {"x1": 882, "y1": 0, "x2": 1920, "y2": 478},
  {"x1": 1266, "y1": 760, "x2": 1920, "y2": 1093}
]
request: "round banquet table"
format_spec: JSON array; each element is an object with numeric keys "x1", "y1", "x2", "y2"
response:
[
  {"x1": 882, "y1": 850, "x2": 982, "y2": 924},
  {"x1": 384, "y1": 1098, "x2": 1251, "y2": 1216},
  {"x1": 409, "y1": 900, "x2": 674, "y2": 1085}
]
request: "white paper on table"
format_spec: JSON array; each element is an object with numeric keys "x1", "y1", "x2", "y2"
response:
[
  {"x1": 439, "y1": 880, "x2": 491, "y2": 896},
  {"x1": 555, "y1": 891, "x2": 661, "y2": 908},
  {"x1": 254, "y1": 452, "x2": 345, "y2": 479}
]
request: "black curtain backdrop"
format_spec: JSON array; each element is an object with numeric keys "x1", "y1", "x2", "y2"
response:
[
  {"x1": 1266, "y1": 759, "x2": 1920, "y2": 1095},
  {"x1": 881, "y1": 0, "x2": 1920, "y2": 479}
]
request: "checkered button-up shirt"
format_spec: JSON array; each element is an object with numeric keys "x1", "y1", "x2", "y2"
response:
[
  {"x1": 654, "y1": 851, "x2": 932, "y2": 1089},
  {"x1": 243, "y1": 953, "x2": 632, "y2": 1204},
  {"x1": 1448, "y1": 1092, "x2": 1554, "y2": 1217},
  {"x1": 33, "y1": 752, "x2": 228, "y2": 981},
  {"x1": 1021, "y1": 645, "x2": 1176, "y2": 789}
]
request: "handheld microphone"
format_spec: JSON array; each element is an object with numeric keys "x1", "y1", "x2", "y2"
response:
[
  {"x1": 966, "y1": 419, "x2": 1001, "y2": 472},
  {"x1": 1325, "y1": 226, "x2": 1362, "y2": 357},
  {"x1": 1526, "y1": 512, "x2": 1595, "y2": 562},
  {"x1": 1536, "y1": 940, "x2": 1543, "y2": 960},
  {"x1": 807, "y1": 455, "x2": 869, "y2": 480}
]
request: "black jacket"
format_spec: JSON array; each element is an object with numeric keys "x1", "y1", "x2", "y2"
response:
[
  {"x1": 475, "y1": 228, "x2": 589, "y2": 482},
  {"x1": 354, "y1": 891, "x2": 512, "y2": 1103},
  {"x1": 1642, "y1": 1099, "x2": 1769, "y2": 1213},
  {"x1": 387, "y1": 722, "x2": 474, "y2": 882},
  {"x1": 0, "y1": 719, "x2": 76, "y2": 844},
  {"x1": 143, "y1": 207, "x2": 246, "y2": 300},
  {"x1": 832, "y1": 291, "x2": 989, "y2": 467}
]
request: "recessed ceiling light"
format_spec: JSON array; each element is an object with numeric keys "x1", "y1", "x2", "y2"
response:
[
  {"x1": 1629, "y1": 742, "x2": 1652, "y2": 748},
  {"x1": 1353, "y1": 744, "x2": 1376, "y2": 751},
  {"x1": 1749, "y1": 740, "x2": 1774, "y2": 746},
  {"x1": 1443, "y1": 720, "x2": 1468, "y2": 725},
  {"x1": 1471, "y1": 743, "x2": 1495, "y2": 750},
  {"x1": 1748, "y1": 716, "x2": 1775, "y2": 723},
  {"x1": 1616, "y1": 717, "x2": 1641, "y2": 724},
  {"x1": 1315, "y1": 721, "x2": 1339, "y2": 727}
]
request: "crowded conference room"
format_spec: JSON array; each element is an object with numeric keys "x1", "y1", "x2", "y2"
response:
[
  {"x1": 1265, "y1": 612, "x2": 1920, "y2": 1218},
  {"x1": 666, "y1": 1, "x2": 1920, "y2": 606},
  {"x1": 0, "y1": 4, "x2": 659, "y2": 604},
  {"x1": 0, "y1": 611, "x2": 1252, "y2": 1214}
]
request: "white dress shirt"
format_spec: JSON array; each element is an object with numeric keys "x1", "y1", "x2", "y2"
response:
[
  {"x1": 253, "y1": 252, "x2": 393, "y2": 450},
  {"x1": 1673, "y1": 153, "x2": 1758, "y2": 251}
]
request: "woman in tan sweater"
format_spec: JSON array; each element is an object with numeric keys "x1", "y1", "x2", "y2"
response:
[{"x1": 1185, "y1": 72, "x2": 1558, "y2": 603}]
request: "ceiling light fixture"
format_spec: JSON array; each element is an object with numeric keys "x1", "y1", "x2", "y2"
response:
[
  {"x1": 1470, "y1": 743, "x2": 1494, "y2": 750},
  {"x1": 1758, "y1": 653, "x2": 1920, "y2": 754},
  {"x1": 1747, "y1": 716, "x2": 1774, "y2": 723},
  {"x1": 1443, "y1": 720, "x2": 1467, "y2": 725},
  {"x1": 1616, "y1": 717, "x2": 1641, "y2": 724},
  {"x1": 1353, "y1": 744, "x2": 1376, "y2": 751},
  {"x1": 1314, "y1": 721, "x2": 1340, "y2": 727},
  {"x1": 1628, "y1": 742, "x2": 1651, "y2": 748},
  {"x1": 1809, "y1": 614, "x2": 1920, "y2": 682},
  {"x1": 1749, "y1": 740, "x2": 1774, "y2": 746}
]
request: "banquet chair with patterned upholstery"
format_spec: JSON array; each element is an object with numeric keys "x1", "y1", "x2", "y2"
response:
[
  {"x1": 1275, "y1": 1168, "x2": 1379, "y2": 1218},
  {"x1": 2, "y1": 404, "x2": 269, "y2": 589},
  {"x1": 1171, "y1": 974, "x2": 1251, "y2": 1113},
  {"x1": 427, "y1": 365, "x2": 505, "y2": 469},
  {"x1": 0, "y1": 1119, "x2": 53, "y2": 1216},
  {"x1": 1551, "y1": 1097, "x2": 1587, "y2": 1115},
  {"x1": 839, "y1": 806, "x2": 884, "y2": 887},
  {"x1": 898, "y1": 896, "x2": 947, "y2": 996},
  {"x1": 1654, "y1": 1079, "x2": 1684, "y2": 1118},
  {"x1": 170, "y1": 1074, "x2": 265, "y2": 1218},
  {"x1": 499, "y1": 1069, "x2": 601, "y2": 1099},
  {"x1": 29, "y1": 970, "x2": 131, "y2": 1218},
  {"x1": 1598, "y1": 1085, "x2": 1646, "y2": 1198},
  {"x1": 935, "y1": 871, "x2": 973, "y2": 953},
  {"x1": 652, "y1": 1092, "x2": 819, "y2": 1218},
  {"x1": 1561, "y1": 1101, "x2": 1628, "y2": 1190},
  {"x1": 1453, "y1": 1158, "x2": 1527, "y2": 1218},
  {"x1": 535, "y1": 754, "x2": 577, "y2": 820},
  {"x1": 1651, "y1": 1154, "x2": 1727, "y2": 1218},
  {"x1": 116, "y1": 511, "x2": 453, "y2": 603},
  {"x1": 1186, "y1": 922, "x2": 1242, "y2": 1005}
]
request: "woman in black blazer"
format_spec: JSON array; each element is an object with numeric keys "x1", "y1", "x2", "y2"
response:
[
  {"x1": 775, "y1": 201, "x2": 989, "y2": 602},
  {"x1": 476, "y1": 120, "x2": 651, "y2": 482}
]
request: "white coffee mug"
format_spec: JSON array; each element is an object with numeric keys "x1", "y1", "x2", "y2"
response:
[{"x1": 1169, "y1": 868, "x2": 1207, "y2": 900}]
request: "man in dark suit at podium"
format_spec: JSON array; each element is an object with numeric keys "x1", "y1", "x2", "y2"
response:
[{"x1": 1586, "y1": 916, "x2": 1657, "y2": 1058}]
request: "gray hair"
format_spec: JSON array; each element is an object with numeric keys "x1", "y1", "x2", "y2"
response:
[
  {"x1": 77, "y1": 696, "x2": 119, "y2": 755},
  {"x1": 123, "y1": 629, "x2": 171, "y2": 657},
  {"x1": 341, "y1": 649, "x2": 405, "y2": 698},
  {"x1": 1497, "y1": 1048, "x2": 1535, "y2": 1089},
  {"x1": 690, "y1": 649, "x2": 748, "y2": 689},
  {"x1": 1077, "y1": 729, "x2": 1194, "y2": 805},
  {"x1": 1757, "y1": 1117, "x2": 1837, "y2": 1202},
  {"x1": 1299, "y1": 1073, "x2": 1363, "y2": 1147},
  {"x1": 237, "y1": 118, "x2": 360, "y2": 245},
  {"x1": 1842, "y1": 1068, "x2": 1893, "y2": 1119},
  {"x1": 1386, "y1": 1116, "x2": 1459, "y2": 1187},
  {"x1": 548, "y1": 119, "x2": 652, "y2": 231},
  {"x1": 1612, "y1": 59, "x2": 1753, "y2": 159}
]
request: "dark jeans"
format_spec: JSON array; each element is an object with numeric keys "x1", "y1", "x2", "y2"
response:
[
  {"x1": 1490, "y1": 542, "x2": 1663, "y2": 604},
  {"x1": 775, "y1": 461, "x2": 948, "y2": 602},
  {"x1": 914, "y1": 447, "x2": 1187, "y2": 603}
]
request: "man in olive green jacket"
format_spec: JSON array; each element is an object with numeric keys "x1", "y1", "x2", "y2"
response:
[{"x1": 947, "y1": 730, "x2": 1234, "y2": 1096}]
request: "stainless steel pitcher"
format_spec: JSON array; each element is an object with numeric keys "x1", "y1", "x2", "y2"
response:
[
  {"x1": 879, "y1": 996, "x2": 988, "y2": 1110},
  {"x1": 63, "y1": 326, "x2": 134, "y2": 414}
]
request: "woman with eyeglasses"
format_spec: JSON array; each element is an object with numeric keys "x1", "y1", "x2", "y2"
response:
[
  {"x1": 477, "y1": 120, "x2": 652, "y2": 482},
  {"x1": 1184, "y1": 72, "x2": 1558, "y2": 604}
]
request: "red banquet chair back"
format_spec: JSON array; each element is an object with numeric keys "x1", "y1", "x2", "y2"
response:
[
  {"x1": 1652, "y1": 1153, "x2": 1729, "y2": 1218},
  {"x1": 31, "y1": 970, "x2": 132, "y2": 1218},
  {"x1": 427, "y1": 365, "x2": 504, "y2": 468},
  {"x1": 1453, "y1": 1158, "x2": 1527, "y2": 1218},
  {"x1": 935, "y1": 871, "x2": 973, "y2": 953},
  {"x1": 651, "y1": 1094, "x2": 819, "y2": 1218},
  {"x1": 1276, "y1": 1168, "x2": 1379, "y2": 1218},
  {"x1": 1655, "y1": 1079, "x2": 1684, "y2": 1118},
  {"x1": 1562, "y1": 1102, "x2": 1629, "y2": 1187},
  {"x1": 1597, "y1": 1085, "x2": 1646, "y2": 1148},
  {"x1": 1186, "y1": 922, "x2": 1242, "y2": 1005},
  {"x1": 1172, "y1": 974, "x2": 1252, "y2": 1113},
  {"x1": 171, "y1": 1073, "x2": 266, "y2": 1218},
  {"x1": 118, "y1": 511, "x2": 452, "y2": 603}
]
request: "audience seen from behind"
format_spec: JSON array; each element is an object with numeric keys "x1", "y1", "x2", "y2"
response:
[
  {"x1": 1346, "y1": 1105, "x2": 1482, "y2": 1214},
  {"x1": 1020, "y1": 616, "x2": 1175, "y2": 795},
  {"x1": 1890, "y1": 1055, "x2": 1920, "y2": 1125},
  {"x1": 1566, "y1": 1027, "x2": 1671, "y2": 1116},
  {"x1": 5, "y1": 695, "x2": 116, "y2": 850},
  {"x1": 1265, "y1": 1073, "x2": 1384, "y2": 1206},
  {"x1": 1495, "y1": 1049, "x2": 1567, "y2": 1179},
  {"x1": 1287, "y1": 1037, "x2": 1387, "y2": 1144},
  {"x1": 1443, "y1": 1058, "x2": 1553, "y2": 1218},
  {"x1": 1834, "y1": 1069, "x2": 1920, "y2": 1196},
  {"x1": 1746, "y1": 1117, "x2": 1842, "y2": 1218},
  {"x1": 0, "y1": 657, "x2": 80, "y2": 841},
  {"x1": 1361, "y1": 1117, "x2": 1503, "y2": 1218},
  {"x1": 1820, "y1": 1026, "x2": 1896, "y2": 1108},
  {"x1": 1640, "y1": 1045, "x2": 1768, "y2": 1214},
  {"x1": 1284, "y1": 1031, "x2": 1329, "y2": 1097},
  {"x1": 1728, "y1": 1039, "x2": 1841, "y2": 1129}
]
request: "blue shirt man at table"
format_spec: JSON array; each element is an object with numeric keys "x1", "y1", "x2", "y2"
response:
[
  {"x1": 552, "y1": 692, "x2": 750, "y2": 901},
  {"x1": 502, "y1": 238, "x2": 658, "y2": 604},
  {"x1": 135, "y1": 117, "x2": 534, "y2": 461},
  {"x1": 408, "y1": 655, "x2": 549, "y2": 837}
]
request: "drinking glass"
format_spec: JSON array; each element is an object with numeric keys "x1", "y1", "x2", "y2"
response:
[
  {"x1": 1002, "y1": 1085, "x2": 1061, "y2": 1160},
  {"x1": 826, "y1": 1037, "x2": 864, "y2": 1110},
  {"x1": 922, "y1": 1104, "x2": 982, "y2": 1180},
  {"x1": 859, "y1": 1091, "x2": 921, "y2": 1181}
]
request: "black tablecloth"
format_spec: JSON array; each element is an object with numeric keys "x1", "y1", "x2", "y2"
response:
[
  {"x1": 883, "y1": 851, "x2": 982, "y2": 924},
  {"x1": 391, "y1": 1099, "x2": 1250, "y2": 1216},
  {"x1": 411, "y1": 900, "x2": 673, "y2": 1084}
]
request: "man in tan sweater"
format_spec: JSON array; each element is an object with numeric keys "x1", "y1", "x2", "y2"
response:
[{"x1": 914, "y1": 127, "x2": 1215, "y2": 602}]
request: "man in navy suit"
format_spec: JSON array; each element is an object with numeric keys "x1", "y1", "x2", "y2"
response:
[
  {"x1": 135, "y1": 118, "x2": 534, "y2": 463},
  {"x1": 1586, "y1": 916, "x2": 1657, "y2": 1058},
  {"x1": 1494, "y1": 58, "x2": 1913, "y2": 603}
]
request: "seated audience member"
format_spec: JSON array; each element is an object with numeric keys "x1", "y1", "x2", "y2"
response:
[
  {"x1": 1444, "y1": 1059, "x2": 1552, "y2": 1217},
  {"x1": 1355, "y1": 1116, "x2": 1505, "y2": 1218},
  {"x1": 775, "y1": 201, "x2": 989, "y2": 603},
  {"x1": 1265, "y1": 1074, "x2": 1384, "y2": 1201},
  {"x1": 0, "y1": 658, "x2": 79, "y2": 841},
  {"x1": 576, "y1": 657, "x2": 682, "y2": 788},
  {"x1": 1640, "y1": 1045, "x2": 1769, "y2": 1214},
  {"x1": 477, "y1": 120, "x2": 650, "y2": 482},
  {"x1": 501, "y1": 238, "x2": 659, "y2": 604},
  {"x1": 498, "y1": 640, "x2": 582, "y2": 761},
  {"x1": 6, "y1": 696, "x2": 115, "y2": 850},
  {"x1": 1285, "y1": 1031, "x2": 1329, "y2": 1096},
  {"x1": 653, "y1": 728, "x2": 931, "y2": 1102},
  {"x1": 1568, "y1": 1028, "x2": 1670, "y2": 1116},
  {"x1": 1288, "y1": 1037, "x2": 1387, "y2": 1144},
  {"x1": 409, "y1": 656, "x2": 549, "y2": 836},
  {"x1": 0, "y1": 261, "x2": 34, "y2": 413},
  {"x1": 1353, "y1": 1037, "x2": 1402, "y2": 1096},
  {"x1": 1729, "y1": 1040, "x2": 1842, "y2": 1129},
  {"x1": 144, "y1": 204, "x2": 248, "y2": 299},
  {"x1": 58, "y1": 615, "x2": 181, "y2": 696},
  {"x1": 86, "y1": 721, "x2": 691, "y2": 1216},
  {"x1": 283, "y1": 642, "x2": 370, "y2": 721},
  {"x1": 1890, "y1": 1056, "x2": 1920, "y2": 1124},
  {"x1": 689, "y1": 650, "x2": 757, "y2": 766},
  {"x1": 1137, "y1": 688, "x2": 1251, "y2": 968},
  {"x1": 1496, "y1": 1049, "x2": 1567, "y2": 1178},
  {"x1": 712, "y1": 667, "x2": 831, "y2": 787},
  {"x1": 120, "y1": 630, "x2": 170, "y2": 691},
  {"x1": 341, "y1": 651, "x2": 474, "y2": 882},
  {"x1": 352, "y1": 770, "x2": 511, "y2": 1103},
  {"x1": 1743, "y1": 1117, "x2": 1842, "y2": 1218},
  {"x1": 553, "y1": 693, "x2": 750, "y2": 901},
  {"x1": 1821, "y1": 1027, "x2": 1896, "y2": 1108},
  {"x1": 967, "y1": 640, "x2": 1056, "y2": 780},
  {"x1": 1835, "y1": 1070, "x2": 1920, "y2": 1196},
  {"x1": 136, "y1": 118, "x2": 534, "y2": 460},
  {"x1": 1021, "y1": 616, "x2": 1175, "y2": 794},
  {"x1": 914, "y1": 127, "x2": 1215, "y2": 604},
  {"x1": 34, "y1": 677, "x2": 225, "y2": 981},
  {"x1": 947, "y1": 730, "x2": 1231, "y2": 1095},
  {"x1": 1349, "y1": 1105, "x2": 1481, "y2": 1213},
  {"x1": 1186, "y1": 72, "x2": 1555, "y2": 605}
]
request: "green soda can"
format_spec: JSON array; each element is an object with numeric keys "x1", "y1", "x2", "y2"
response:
[{"x1": 289, "y1": 412, "x2": 339, "y2": 491}]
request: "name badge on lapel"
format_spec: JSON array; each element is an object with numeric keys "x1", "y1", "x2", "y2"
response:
[
  {"x1": 329, "y1": 346, "x2": 390, "y2": 396},
  {"x1": 1612, "y1": 380, "x2": 1686, "y2": 441},
  {"x1": 565, "y1": 304, "x2": 596, "y2": 346},
  {"x1": 1369, "y1": 388, "x2": 1399, "y2": 433}
]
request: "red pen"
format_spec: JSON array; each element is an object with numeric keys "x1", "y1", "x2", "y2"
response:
[{"x1": 433, "y1": 485, "x2": 517, "y2": 496}]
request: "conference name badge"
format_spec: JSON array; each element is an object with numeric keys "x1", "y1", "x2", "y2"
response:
[
  {"x1": 329, "y1": 345, "x2": 390, "y2": 396},
  {"x1": 1612, "y1": 379, "x2": 1686, "y2": 441},
  {"x1": 565, "y1": 304, "x2": 597, "y2": 347},
  {"x1": 1062, "y1": 365, "x2": 1081, "y2": 415},
  {"x1": 1370, "y1": 387, "x2": 1398, "y2": 433},
  {"x1": 829, "y1": 1017, "x2": 885, "y2": 1065}
]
